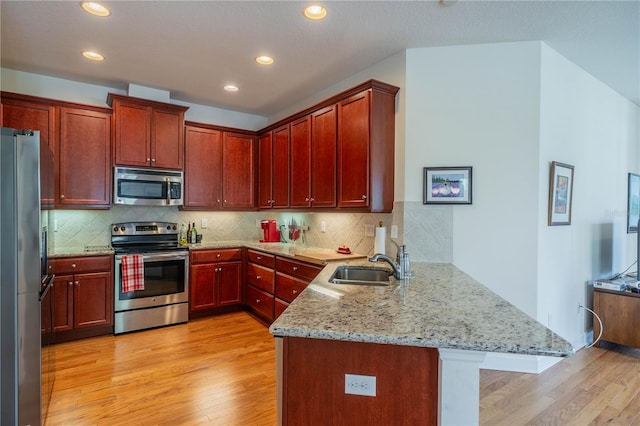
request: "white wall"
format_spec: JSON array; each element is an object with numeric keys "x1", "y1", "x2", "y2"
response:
[
  {"x1": 405, "y1": 42, "x2": 543, "y2": 317},
  {"x1": 0, "y1": 68, "x2": 267, "y2": 130},
  {"x1": 537, "y1": 44, "x2": 640, "y2": 346}
]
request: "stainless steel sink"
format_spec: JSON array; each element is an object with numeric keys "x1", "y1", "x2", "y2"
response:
[{"x1": 328, "y1": 266, "x2": 392, "y2": 285}]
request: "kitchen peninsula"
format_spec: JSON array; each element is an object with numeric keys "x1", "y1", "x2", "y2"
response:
[{"x1": 269, "y1": 261, "x2": 574, "y2": 426}]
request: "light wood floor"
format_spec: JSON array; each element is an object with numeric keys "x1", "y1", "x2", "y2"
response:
[{"x1": 46, "y1": 312, "x2": 640, "y2": 425}]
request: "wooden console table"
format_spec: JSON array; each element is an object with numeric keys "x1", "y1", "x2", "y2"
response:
[{"x1": 593, "y1": 287, "x2": 640, "y2": 348}]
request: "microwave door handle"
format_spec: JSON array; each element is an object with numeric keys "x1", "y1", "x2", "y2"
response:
[{"x1": 166, "y1": 178, "x2": 170, "y2": 205}]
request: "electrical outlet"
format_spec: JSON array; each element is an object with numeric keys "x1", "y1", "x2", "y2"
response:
[
  {"x1": 345, "y1": 374, "x2": 376, "y2": 397},
  {"x1": 201, "y1": 219, "x2": 208, "y2": 229},
  {"x1": 390, "y1": 224, "x2": 398, "y2": 239},
  {"x1": 320, "y1": 221, "x2": 326, "y2": 233},
  {"x1": 255, "y1": 219, "x2": 261, "y2": 228},
  {"x1": 365, "y1": 224, "x2": 375, "y2": 237}
]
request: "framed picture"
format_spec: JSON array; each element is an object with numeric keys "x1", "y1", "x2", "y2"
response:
[
  {"x1": 627, "y1": 173, "x2": 640, "y2": 233},
  {"x1": 423, "y1": 167, "x2": 472, "y2": 204},
  {"x1": 547, "y1": 161, "x2": 574, "y2": 226}
]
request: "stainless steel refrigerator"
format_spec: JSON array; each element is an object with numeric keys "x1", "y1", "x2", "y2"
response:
[{"x1": 1, "y1": 127, "x2": 54, "y2": 426}]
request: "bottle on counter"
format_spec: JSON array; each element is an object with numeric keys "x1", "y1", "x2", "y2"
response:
[
  {"x1": 179, "y1": 223, "x2": 187, "y2": 246},
  {"x1": 187, "y1": 223, "x2": 192, "y2": 243},
  {"x1": 190, "y1": 222, "x2": 197, "y2": 244}
]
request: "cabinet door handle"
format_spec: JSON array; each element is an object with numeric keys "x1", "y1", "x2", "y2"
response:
[
  {"x1": 256, "y1": 275, "x2": 261, "y2": 280},
  {"x1": 151, "y1": 158, "x2": 156, "y2": 162},
  {"x1": 146, "y1": 158, "x2": 151, "y2": 162},
  {"x1": 305, "y1": 197, "x2": 310, "y2": 202},
  {"x1": 74, "y1": 281, "x2": 79, "y2": 286},
  {"x1": 68, "y1": 281, "x2": 73, "y2": 286},
  {"x1": 362, "y1": 195, "x2": 367, "y2": 199},
  {"x1": 292, "y1": 290, "x2": 298, "y2": 294},
  {"x1": 60, "y1": 194, "x2": 65, "y2": 199},
  {"x1": 292, "y1": 266, "x2": 298, "y2": 271},
  {"x1": 310, "y1": 198, "x2": 315, "y2": 202},
  {"x1": 71, "y1": 263, "x2": 76, "y2": 268},
  {"x1": 217, "y1": 199, "x2": 221, "y2": 203},
  {"x1": 256, "y1": 299, "x2": 261, "y2": 303}
]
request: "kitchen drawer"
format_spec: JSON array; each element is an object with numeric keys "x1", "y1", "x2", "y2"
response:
[
  {"x1": 246, "y1": 263, "x2": 275, "y2": 293},
  {"x1": 246, "y1": 284, "x2": 274, "y2": 321},
  {"x1": 247, "y1": 249, "x2": 275, "y2": 268},
  {"x1": 191, "y1": 248, "x2": 242, "y2": 264},
  {"x1": 276, "y1": 257, "x2": 323, "y2": 282},
  {"x1": 275, "y1": 272, "x2": 307, "y2": 303},
  {"x1": 275, "y1": 299, "x2": 289, "y2": 319},
  {"x1": 53, "y1": 255, "x2": 112, "y2": 274}
]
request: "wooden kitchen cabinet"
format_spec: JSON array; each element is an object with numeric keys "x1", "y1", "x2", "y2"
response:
[
  {"x1": 258, "y1": 124, "x2": 290, "y2": 208},
  {"x1": 288, "y1": 106, "x2": 337, "y2": 208},
  {"x1": 1, "y1": 93, "x2": 57, "y2": 208},
  {"x1": 183, "y1": 123, "x2": 255, "y2": 210},
  {"x1": 51, "y1": 255, "x2": 114, "y2": 342},
  {"x1": 58, "y1": 107, "x2": 112, "y2": 208},
  {"x1": 108, "y1": 93, "x2": 188, "y2": 170},
  {"x1": 337, "y1": 83, "x2": 397, "y2": 212},
  {"x1": 593, "y1": 288, "x2": 640, "y2": 348},
  {"x1": 184, "y1": 125, "x2": 223, "y2": 208},
  {"x1": 190, "y1": 249, "x2": 243, "y2": 314},
  {"x1": 222, "y1": 132, "x2": 256, "y2": 209},
  {"x1": 245, "y1": 250, "x2": 322, "y2": 323}
]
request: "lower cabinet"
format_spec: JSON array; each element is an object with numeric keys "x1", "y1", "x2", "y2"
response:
[
  {"x1": 51, "y1": 255, "x2": 113, "y2": 341},
  {"x1": 245, "y1": 249, "x2": 322, "y2": 324},
  {"x1": 190, "y1": 248, "x2": 243, "y2": 315}
]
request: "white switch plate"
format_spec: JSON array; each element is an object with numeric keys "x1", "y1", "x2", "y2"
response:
[
  {"x1": 390, "y1": 225, "x2": 398, "y2": 239},
  {"x1": 256, "y1": 219, "x2": 261, "y2": 228},
  {"x1": 201, "y1": 219, "x2": 208, "y2": 229},
  {"x1": 320, "y1": 221, "x2": 327, "y2": 233},
  {"x1": 345, "y1": 374, "x2": 376, "y2": 397},
  {"x1": 365, "y1": 224, "x2": 375, "y2": 237}
]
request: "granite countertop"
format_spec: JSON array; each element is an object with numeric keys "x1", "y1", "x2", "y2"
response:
[
  {"x1": 269, "y1": 261, "x2": 575, "y2": 357},
  {"x1": 50, "y1": 241, "x2": 362, "y2": 265}
]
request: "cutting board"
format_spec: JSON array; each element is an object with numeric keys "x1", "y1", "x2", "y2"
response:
[{"x1": 294, "y1": 251, "x2": 367, "y2": 264}]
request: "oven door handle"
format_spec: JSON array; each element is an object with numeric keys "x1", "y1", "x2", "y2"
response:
[{"x1": 116, "y1": 252, "x2": 188, "y2": 262}]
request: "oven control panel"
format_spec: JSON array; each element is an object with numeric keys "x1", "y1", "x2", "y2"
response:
[{"x1": 112, "y1": 222, "x2": 178, "y2": 236}]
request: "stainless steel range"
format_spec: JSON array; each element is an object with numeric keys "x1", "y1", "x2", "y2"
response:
[{"x1": 112, "y1": 221, "x2": 189, "y2": 334}]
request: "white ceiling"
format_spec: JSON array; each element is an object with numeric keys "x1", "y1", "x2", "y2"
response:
[{"x1": 1, "y1": 1, "x2": 638, "y2": 117}]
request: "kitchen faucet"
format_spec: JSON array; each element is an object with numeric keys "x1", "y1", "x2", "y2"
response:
[{"x1": 369, "y1": 243, "x2": 411, "y2": 279}]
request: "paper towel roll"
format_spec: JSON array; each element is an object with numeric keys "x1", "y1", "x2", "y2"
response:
[{"x1": 374, "y1": 226, "x2": 386, "y2": 255}]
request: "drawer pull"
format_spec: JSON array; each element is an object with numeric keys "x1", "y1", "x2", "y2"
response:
[
  {"x1": 256, "y1": 275, "x2": 261, "y2": 280},
  {"x1": 256, "y1": 256, "x2": 262, "y2": 260},
  {"x1": 292, "y1": 266, "x2": 298, "y2": 271},
  {"x1": 216, "y1": 253, "x2": 221, "y2": 258},
  {"x1": 71, "y1": 263, "x2": 77, "y2": 268},
  {"x1": 256, "y1": 299, "x2": 261, "y2": 303},
  {"x1": 292, "y1": 290, "x2": 298, "y2": 294}
]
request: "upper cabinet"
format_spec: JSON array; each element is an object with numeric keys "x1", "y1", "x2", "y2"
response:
[
  {"x1": 258, "y1": 124, "x2": 290, "y2": 209},
  {"x1": 260, "y1": 79, "x2": 399, "y2": 212},
  {"x1": 58, "y1": 107, "x2": 112, "y2": 208},
  {"x1": 1, "y1": 92, "x2": 112, "y2": 209},
  {"x1": 183, "y1": 123, "x2": 256, "y2": 210},
  {"x1": 337, "y1": 85, "x2": 397, "y2": 211},
  {"x1": 107, "y1": 94, "x2": 188, "y2": 170}
]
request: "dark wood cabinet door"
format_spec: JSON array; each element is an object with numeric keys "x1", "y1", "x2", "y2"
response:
[
  {"x1": 222, "y1": 132, "x2": 255, "y2": 208},
  {"x1": 257, "y1": 132, "x2": 273, "y2": 208},
  {"x1": 53, "y1": 274, "x2": 74, "y2": 333},
  {"x1": 190, "y1": 264, "x2": 216, "y2": 311},
  {"x1": 1, "y1": 97, "x2": 58, "y2": 208},
  {"x1": 151, "y1": 108, "x2": 183, "y2": 169},
  {"x1": 272, "y1": 124, "x2": 290, "y2": 208},
  {"x1": 113, "y1": 100, "x2": 150, "y2": 167},
  {"x1": 338, "y1": 90, "x2": 370, "y2": 208},
  {"x1": 73, "y1": 271, "x2": 113, "y2": 329},
  {"x1": 311, "y1": 105, "x2": 337, "y2": 207},
  {"x1": 217, "y1": 262, "x2": 242, "y2": 306},
  {"x1": 58, "y1": 107, "x2": 111, "y2": 208},
  {"x1": 290, "y1": 115, "x2": 312, "y2": 207},
  {"x1": 184, "y1": 125, "x2": 223, "y2": 208}
]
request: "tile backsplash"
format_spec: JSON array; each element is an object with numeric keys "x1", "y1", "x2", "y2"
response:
[{"x1": 51, "y1": 201, "x2": 452, "y2": 262}]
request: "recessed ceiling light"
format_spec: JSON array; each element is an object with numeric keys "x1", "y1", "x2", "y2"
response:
[
  {"x1": 81, "y1": 2, "x2": 111, "y2": 17},
  {"x1": 224, "y1": 85, "x2": 239, "y2": 92},
  {"x1": 303, "y1": 5, "x2": 327, "y2": 20},
  {"x1": 82, "y1": 51, "x2": 104, "y2": 61},
  {"x1": 256, "y1": 56, "x2": 274, "y2": 65}
]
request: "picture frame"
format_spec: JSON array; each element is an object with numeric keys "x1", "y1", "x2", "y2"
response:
[
  {"x1": 627, "y1": 173, "x2": 640, "y2": 233},
  {"x1": 547, "y1": 161, "x2": 574, "y2": 226},
  {"x1": 423, "y1": 167, "x2": 472, "y2": 204}
]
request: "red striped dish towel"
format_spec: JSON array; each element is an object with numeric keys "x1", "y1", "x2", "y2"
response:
[{"x1": 121, "y1": 254, "x2": 145, "y2": 292}]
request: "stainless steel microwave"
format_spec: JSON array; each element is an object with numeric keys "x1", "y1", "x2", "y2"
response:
[{"x1": 113, "y1": 167, "x2": 183, "y2": 206}]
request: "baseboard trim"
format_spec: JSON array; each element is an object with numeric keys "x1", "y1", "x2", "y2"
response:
[{"x1": 479, "y1": 352, "x2": 563, "y2": 374}]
